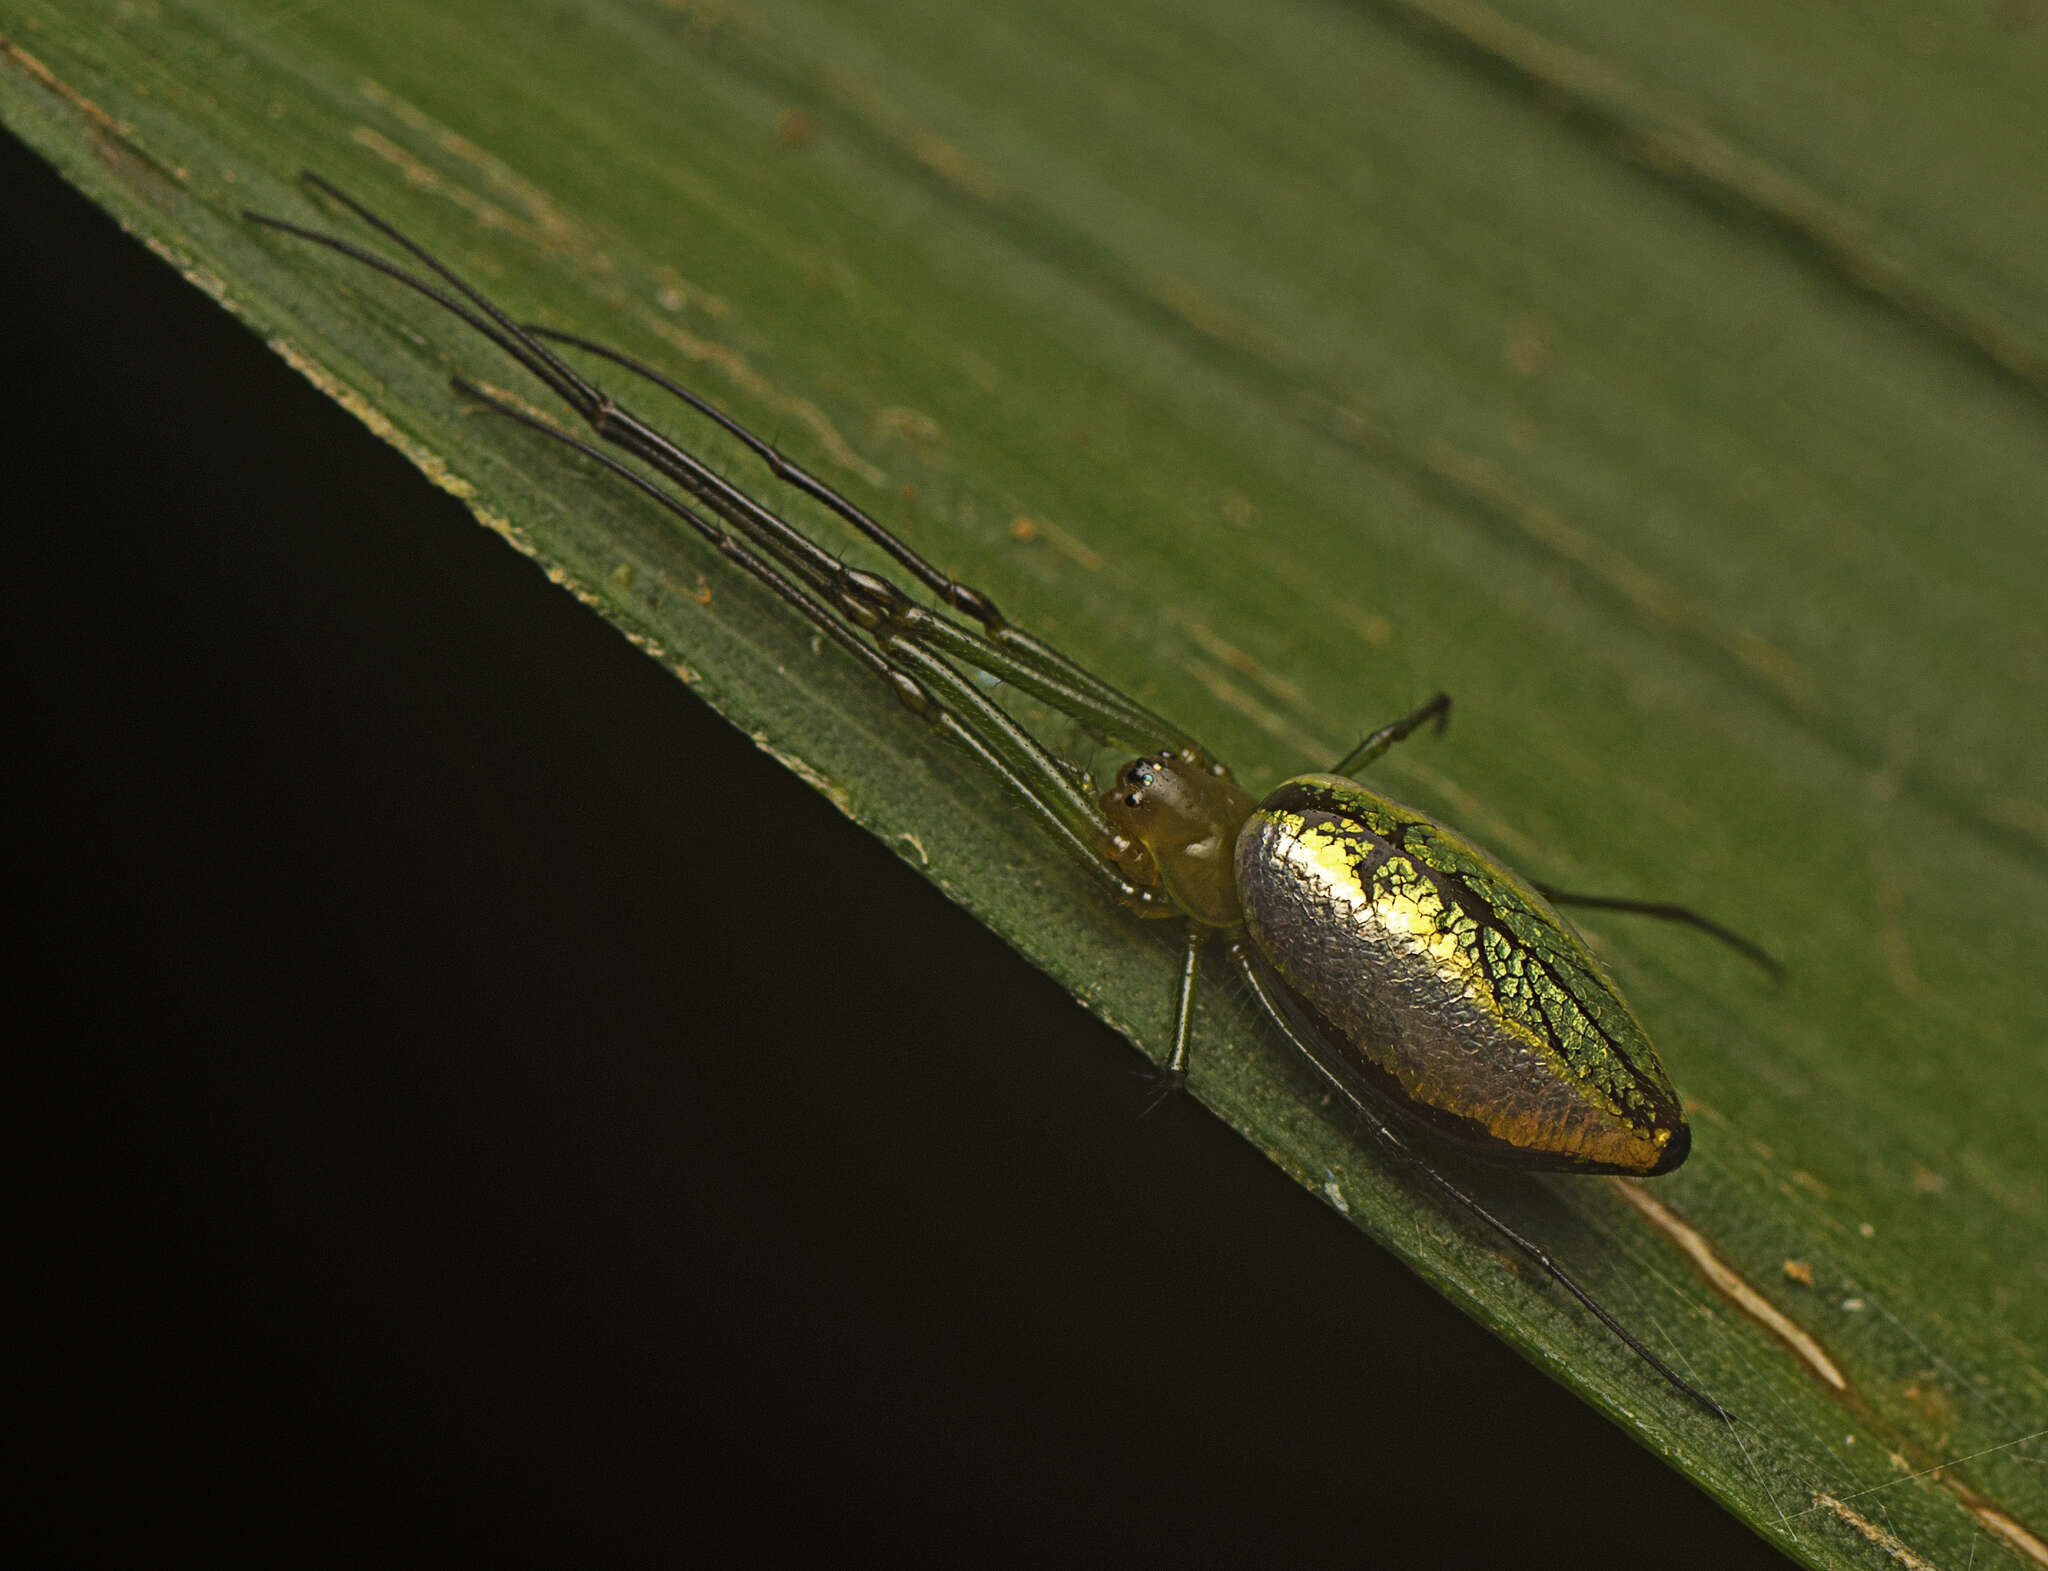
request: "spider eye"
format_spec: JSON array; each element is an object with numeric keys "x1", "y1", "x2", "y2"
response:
[{"x1": 1124, "y1": 792, "x2": 1141, "y2": 808}]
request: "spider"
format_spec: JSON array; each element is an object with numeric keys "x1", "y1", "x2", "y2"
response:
[{"x1": 248, "y1": 173, "x2": 1779, "y2": 1420}]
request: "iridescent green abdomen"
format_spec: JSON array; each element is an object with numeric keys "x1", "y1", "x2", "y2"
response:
[{"x1": 1235, "y1": 775, "x2": 1688, "y2": 1176}]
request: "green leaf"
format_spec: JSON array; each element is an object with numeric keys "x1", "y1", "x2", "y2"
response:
[{"x1": 6, "y1": 1, "x2": 2043, "y2": 1564}]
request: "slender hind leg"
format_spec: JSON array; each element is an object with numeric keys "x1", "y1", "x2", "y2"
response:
[
  {"x1": 1231, "y1": 941, "x2": 1731, "y2": 1422},
  {"x1": 1532, "y1": 887, "x2": 1782, "y2": 977}
]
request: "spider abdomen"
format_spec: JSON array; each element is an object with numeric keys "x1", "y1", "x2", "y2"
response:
[{"x1": 1235, "y1": 775, "x2": 1690, "y2": 1177}]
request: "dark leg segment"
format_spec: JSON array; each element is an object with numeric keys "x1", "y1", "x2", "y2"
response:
[
  {"x1": 1330, "y1": 692, "x2": 1451, "y2": 778},
  {"x1": 524, "y1": 326, "x2": 1004, "y2": 621},
  {"x1": 524, "y1": 328, "x2": 1198, "y2": 758},
  {"x1": 1533, "y1": 887, "x2": 1782, "y2": 979}
]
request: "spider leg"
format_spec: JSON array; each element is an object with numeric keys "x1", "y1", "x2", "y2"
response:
[
  {"x1": 1330, "y1": 692, "x2": 1451, "y2": 777},
  {"x1": 1231, "y1": 940, "x2": 1732, "y2": 1422},
  {"x1": 246, "y1": 176, "x2": 1188, "y2": 913},
  {"x1": 1532, "y1": 887, "x2": 1782, "y2": 978}
]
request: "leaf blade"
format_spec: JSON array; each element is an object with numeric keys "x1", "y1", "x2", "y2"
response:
[{"x1": 6, "y1": 2, "x2": 2044, "y2": 1564}]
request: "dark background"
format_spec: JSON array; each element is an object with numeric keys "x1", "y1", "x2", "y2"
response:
[{"x1": 5, "y1": 130, "x2": 1786, "y2": 1568}]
